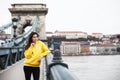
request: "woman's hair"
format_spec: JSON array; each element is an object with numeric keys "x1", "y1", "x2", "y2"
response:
[{"x1": 25, "y1": 32, "x2": 39, "y2": 50}]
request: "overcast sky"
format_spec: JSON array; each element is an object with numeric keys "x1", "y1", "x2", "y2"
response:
[{"x1": 0, "y1": 0, "x2": 120, "y2": 35}]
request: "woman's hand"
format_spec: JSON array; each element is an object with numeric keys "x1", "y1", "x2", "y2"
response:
[
  {"x1": 31, "y1": 43, "x2": 35, "y2": 46},
  {"x1": 38, "y1": 58, "x2": 41, "y2": 62}
]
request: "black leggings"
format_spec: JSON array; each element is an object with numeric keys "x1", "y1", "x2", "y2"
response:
[{"x1": 23, "y1": 66, "x2": 40, "y2": 80}]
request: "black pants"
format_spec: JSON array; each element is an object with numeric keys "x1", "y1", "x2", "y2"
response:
[{"x1": 23, "y1": 66, "x2": 40, "y2": 80}]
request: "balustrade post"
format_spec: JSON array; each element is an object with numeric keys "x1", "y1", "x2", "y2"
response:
[{"x1": 52, "y1": 49, "x2": 63, "y2": 63}]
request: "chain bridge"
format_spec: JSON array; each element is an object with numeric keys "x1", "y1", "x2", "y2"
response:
[{"x1": 0, "y1": 3, "x2": 79, "y2": 80}]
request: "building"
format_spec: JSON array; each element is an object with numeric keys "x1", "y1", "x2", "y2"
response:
[
  {"x1": 60, "y1": 41, "x2": 80, "y2": 56},
  {"x1": 92, "y1": 32, "x2": 103, "y2": 39},
  {"x1": 90, "y1": 43, "x2": 117, "y2": 55},
  {"x1": 0, "y1": 32, "x2": 11, "y2": 40},
  {"x1": 54, "y1": 30, "x2": 88, "y2": 39}
]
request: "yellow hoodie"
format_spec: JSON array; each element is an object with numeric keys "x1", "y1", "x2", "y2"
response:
[{"x1": 24, "y1": 40, "x2": 50, "y2": 67}]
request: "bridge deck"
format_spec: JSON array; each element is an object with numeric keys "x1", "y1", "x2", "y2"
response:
[
  {"x1": 0, "y1": 59, "x2": 45, "y2": 80},
  {"x1": 0, "y1": 59, "x2": 25, "y2": 80}
]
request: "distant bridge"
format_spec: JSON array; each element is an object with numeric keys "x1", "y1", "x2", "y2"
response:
[{"x1": 0, "y1": 3, "x2": 79, "y2": 80}]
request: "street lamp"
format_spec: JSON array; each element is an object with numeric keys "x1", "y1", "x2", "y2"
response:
[{"x1": 12, "y1": 18, "x2": 18, "y2": 38}]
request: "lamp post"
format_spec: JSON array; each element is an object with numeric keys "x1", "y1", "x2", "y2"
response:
[{"x1": 12, "y1": 18, "x2": 18, "y2": 38}]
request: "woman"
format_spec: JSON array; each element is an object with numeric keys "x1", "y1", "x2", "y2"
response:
[{"x1": 23, "y1": 32, "x2": 50, "y2": 80}]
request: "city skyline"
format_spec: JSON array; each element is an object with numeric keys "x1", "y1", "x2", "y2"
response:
[{"x1": 0, "y1": 0, "x2": 120, "y2": 35}]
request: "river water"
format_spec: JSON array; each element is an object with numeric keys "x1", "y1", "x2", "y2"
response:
[{"x1": 62, "y1": 55, "x2": 120, "y2": 80}]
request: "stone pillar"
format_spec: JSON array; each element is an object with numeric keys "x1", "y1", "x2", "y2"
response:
[
  {"x1": 9, "y1": 3, "x2": 48, "y2": 40},
  {"x1": 38, "y1": 16, "x2": 47, "y2": 40}
]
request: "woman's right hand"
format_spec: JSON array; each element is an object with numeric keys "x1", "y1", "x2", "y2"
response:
[
  {"x1": 31, "y1": 43, "x2": 35, "y2": 46},
  {"x1": 38, "y1": 58, "x2": 41, "y2": 62}
]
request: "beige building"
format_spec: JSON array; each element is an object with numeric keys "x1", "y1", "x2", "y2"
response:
[
  {"x1": 60, "y1": 41, "x2": 81, "y2": 56},
  {"x1": 92, "y1": 32, "x2": 103, "y2": 38},
  {"x1": 0, "y1": 32, "x2": 11, "y2": 40},
  {"x1": 90, "y1": 43, "x2": 117, "y2": 55},
  {"x1": 54, "y1": 30, "x2": 88, "y2": 39}
]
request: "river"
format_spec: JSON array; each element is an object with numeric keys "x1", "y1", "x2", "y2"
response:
[{"x1": 62, "y1": 55, "x2": 120, "y2": 80}]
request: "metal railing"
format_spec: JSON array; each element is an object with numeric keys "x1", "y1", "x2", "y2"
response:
[
  {"x1": 45, "y1": 49, "x2": 79, "y2": 80},
  {"x1": 0, "y1": 23, "x2": 12, "y2": 32},
  {"x1": 0, "y1": 16, "x2": 39, "y2": 70},
  {"x1": 0, "y1": 47, "x2": 24, "y2": 70}
]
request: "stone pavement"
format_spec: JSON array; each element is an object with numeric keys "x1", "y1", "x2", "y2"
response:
[
  {"x1": 0, "y1": 58, "x2": 46, "y2": 80},
  {"x1": 0, "y1": 59, "x2": 25, "y2": 80}
]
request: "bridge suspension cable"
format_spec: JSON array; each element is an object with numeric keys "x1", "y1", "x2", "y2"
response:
[{"x1": 0, "y1": 22, "x2": 12, "y2": 32}]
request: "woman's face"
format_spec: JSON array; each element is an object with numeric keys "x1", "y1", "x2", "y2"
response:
[{"x1": 32, "y1": 34, "x2": 38, "y2": 43}]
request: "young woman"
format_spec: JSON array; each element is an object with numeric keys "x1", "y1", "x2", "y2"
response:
[{"x1": 23, "y1": 32, "x2": 50, "y2": 80}]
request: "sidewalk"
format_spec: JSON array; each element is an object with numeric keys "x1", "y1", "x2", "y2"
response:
[
  {"x1": 0, "y1": 58, "x2": 46, "y2": 80},
  {"x1": 0, "y1": 59, "x2": 25, "y2": 80}
]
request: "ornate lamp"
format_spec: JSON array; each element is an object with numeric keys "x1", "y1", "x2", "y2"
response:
[{"x1": 12, "y1": 18, "x2": 18, "y2": 38}]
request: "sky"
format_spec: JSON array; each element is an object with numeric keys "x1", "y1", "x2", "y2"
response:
[{"x1": 0, "y1": 0, "x2": 120, "y2": 35}]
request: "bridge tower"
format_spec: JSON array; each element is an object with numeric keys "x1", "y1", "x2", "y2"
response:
[{"x1": 9, "y1": 3, "x2": 48, "y2": 40}]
